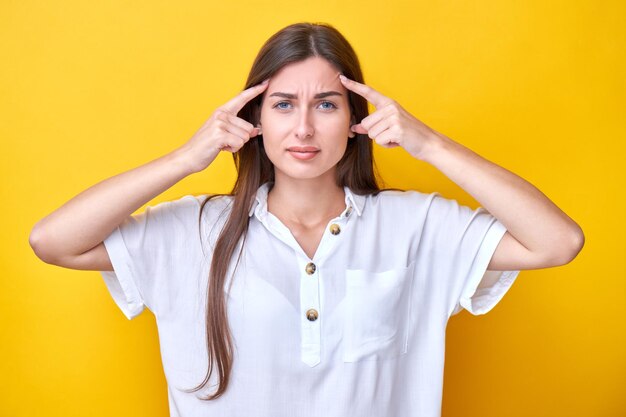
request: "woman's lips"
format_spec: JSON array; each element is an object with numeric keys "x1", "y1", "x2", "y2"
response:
[
  {"x1": 287, "y1": 146, "x2": 319, "y2": 152},
  {"x1": 287, "y1": 147, "x2": 319, "y2": 160}
]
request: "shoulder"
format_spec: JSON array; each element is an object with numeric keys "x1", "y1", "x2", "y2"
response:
[
  {"x1": 366, "y1": 188, "x2": 440, "y2": 211},
  {"x1": 363, "y1": 189, "x2": 474, "y2": 224},
  {"x1": 147, "y1": 194, "x2": 236, "y2": 247},
  {"x1": 141, "y1": 194, "x2": 234, "y2": 226},
  {"x1": 153, "y1": 193, "x2": 233, "y2": 211}
]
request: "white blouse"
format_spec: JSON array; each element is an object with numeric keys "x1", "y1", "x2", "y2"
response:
[{"x1": 100, "y1": 181, "x2": 519, "y2": 417}]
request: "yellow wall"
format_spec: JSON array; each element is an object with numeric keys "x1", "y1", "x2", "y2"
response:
[{"x1": 2, "y1": 1, "x2": 623, "y2": 416}]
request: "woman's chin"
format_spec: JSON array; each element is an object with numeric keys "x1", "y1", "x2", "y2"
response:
[{"x1": 272, "y1": 164, "x2": 337, "y2": 182}]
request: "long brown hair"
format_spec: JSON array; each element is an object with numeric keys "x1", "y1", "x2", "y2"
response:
[{"x1": 186, "y1": 22, "x2": 396, "y2": 400}]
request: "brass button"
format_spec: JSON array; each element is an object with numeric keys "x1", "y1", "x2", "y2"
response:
[
  {"x1": 306, "y1": 309, "x2": 319, "y2": 321},
  {"x1": 345, "y1": 206, "x2": 353, "y2": 217},
  {"x1": 329, "y1": 223, "x2": 341, "y2": 235},
  {"x1": 305, "y1": 262, "x2": 316, "y2": 275}
]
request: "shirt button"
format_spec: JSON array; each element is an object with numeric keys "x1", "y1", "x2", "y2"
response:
[
  {"x1": 329, "y1": 223, "x2": 341, "y2": 235},
  {"x1": 305, "y1": 262, "x2": 316, "y2": 275},
  {"x1": 345, "y1": 206, "x2": 353, "y2": 217},
  {"x1": 306, "y1": 309, "x2": 319, "y2": 321}
]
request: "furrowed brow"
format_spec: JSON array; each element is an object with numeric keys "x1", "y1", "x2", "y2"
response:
[{"x1": 268, "y1": 91, "x2": 343, "y2": 99}]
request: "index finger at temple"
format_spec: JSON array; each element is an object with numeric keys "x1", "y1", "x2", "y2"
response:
[
  {"x1": 340, "y1": 76, "x2": 389, "y2": 108},
  {"x1": 221, "y1": 80, "x2": 269, "y2": 114}
]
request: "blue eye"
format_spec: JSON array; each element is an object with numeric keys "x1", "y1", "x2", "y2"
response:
[
  {"x1": 319, "y1": 101, "x2": 337, "y2": 110},
  {"x1": 272, "y1": 100, "x2": 338, "y2": 111},
  {"x1": 274, "y1": 101, "x2": 292, "y2": 110}
]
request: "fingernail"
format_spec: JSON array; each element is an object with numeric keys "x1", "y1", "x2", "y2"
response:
[
  {"x1": 339, "y1": 74, "x2": 347, "y2": 82},
  {"x1": 261, "y1": 79, "x2": 269, "y2": 85}
]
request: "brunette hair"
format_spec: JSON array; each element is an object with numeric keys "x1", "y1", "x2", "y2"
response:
[{"x1": 185, "y1": 21, "x2": 396, "y2": 400}]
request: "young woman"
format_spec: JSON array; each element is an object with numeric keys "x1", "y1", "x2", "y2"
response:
[{"x1": 30, "y1": 22, "x2": 584, "y2": 417}]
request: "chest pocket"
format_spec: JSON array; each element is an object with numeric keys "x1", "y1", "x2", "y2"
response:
[{"x1": 342, "y1": 260, "x2": 416, "y2": 362}]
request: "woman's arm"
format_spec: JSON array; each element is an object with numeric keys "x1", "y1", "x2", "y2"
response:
[
  {"x1": 339, "y1": 74, "x2": 585, "y2": 272},
  {"x1": 421, "y1": 132, "x2": 585, "y2": 271},
  {"x1": 29, "y1": 80, "x2": 269, "y2": 269},
  {"x1": 29, "y1": 148, "x2": 194, "y2": 266}
]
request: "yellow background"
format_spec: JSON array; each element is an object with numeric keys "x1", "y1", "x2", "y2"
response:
[{"x1": 2, "y1": 1, "x2": 624, "y2": 416}]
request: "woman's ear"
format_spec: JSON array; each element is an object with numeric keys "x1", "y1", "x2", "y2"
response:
[{"x1": 348, "y1": 115, "x2": 357, "y2": 138}]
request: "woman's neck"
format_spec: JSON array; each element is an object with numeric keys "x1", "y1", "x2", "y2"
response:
[{"x1": 267, "y1": 176, "x2": 346, "y2": 228}]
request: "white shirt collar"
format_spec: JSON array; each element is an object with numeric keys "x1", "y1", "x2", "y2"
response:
[{"x1": 248, "y1": 181, "x2": 365, "y2": 218}]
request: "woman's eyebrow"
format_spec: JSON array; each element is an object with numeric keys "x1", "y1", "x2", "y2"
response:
[{"x1": 268, "y1": 91, "x2": 343, "y2": 99}]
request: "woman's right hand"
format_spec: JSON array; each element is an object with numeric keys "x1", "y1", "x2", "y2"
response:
[{"x1": 179, "y1": 79, "x2": 269, "y2": 173}]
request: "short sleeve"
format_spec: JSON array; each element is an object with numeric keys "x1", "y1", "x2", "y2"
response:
[
  {"x1": 99, "y1": 194, "x2": 230, "y2": 320},
  {"x1": 419, "y1": 193, "x2": 520, "y2": 317}
]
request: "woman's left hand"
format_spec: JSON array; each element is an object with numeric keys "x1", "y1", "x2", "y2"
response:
[{"x1": 339, "y1": 74, "x2": 440, "y2": 161}]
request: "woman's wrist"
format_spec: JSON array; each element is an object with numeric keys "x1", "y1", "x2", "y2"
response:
[
  {"x1": 167, "y1": 145, "x2": 203, "y2": 177},
  {"x1": 167, "y1": 144, "x2": 219, "y2": 177},
  {"x1": 417, "y1": 131, "x2": 454, "y2": 165}
]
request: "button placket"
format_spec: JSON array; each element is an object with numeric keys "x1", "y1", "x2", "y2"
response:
[
  {"x1": 309, "y1": 210, "x2": 349, "y2": 264},
  {"x1": 300, "y1": 258, "x2": 321, "y2": 367},
  {"x1": 262, "y1": 204, "x2": 353, "y2": 368}
]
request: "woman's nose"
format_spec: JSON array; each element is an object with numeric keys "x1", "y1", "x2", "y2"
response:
[{"x1": 295, "y1": 110, "x2": 315, "y2": 139}]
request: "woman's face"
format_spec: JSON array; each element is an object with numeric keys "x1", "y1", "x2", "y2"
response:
[{"x1": 259, "y1": 56, "x2": 355, "y2": 182}]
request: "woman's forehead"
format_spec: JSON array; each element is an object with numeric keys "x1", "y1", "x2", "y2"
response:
[{"x1": 268, "y1": 57, "x2": 343, "y2": 94}]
